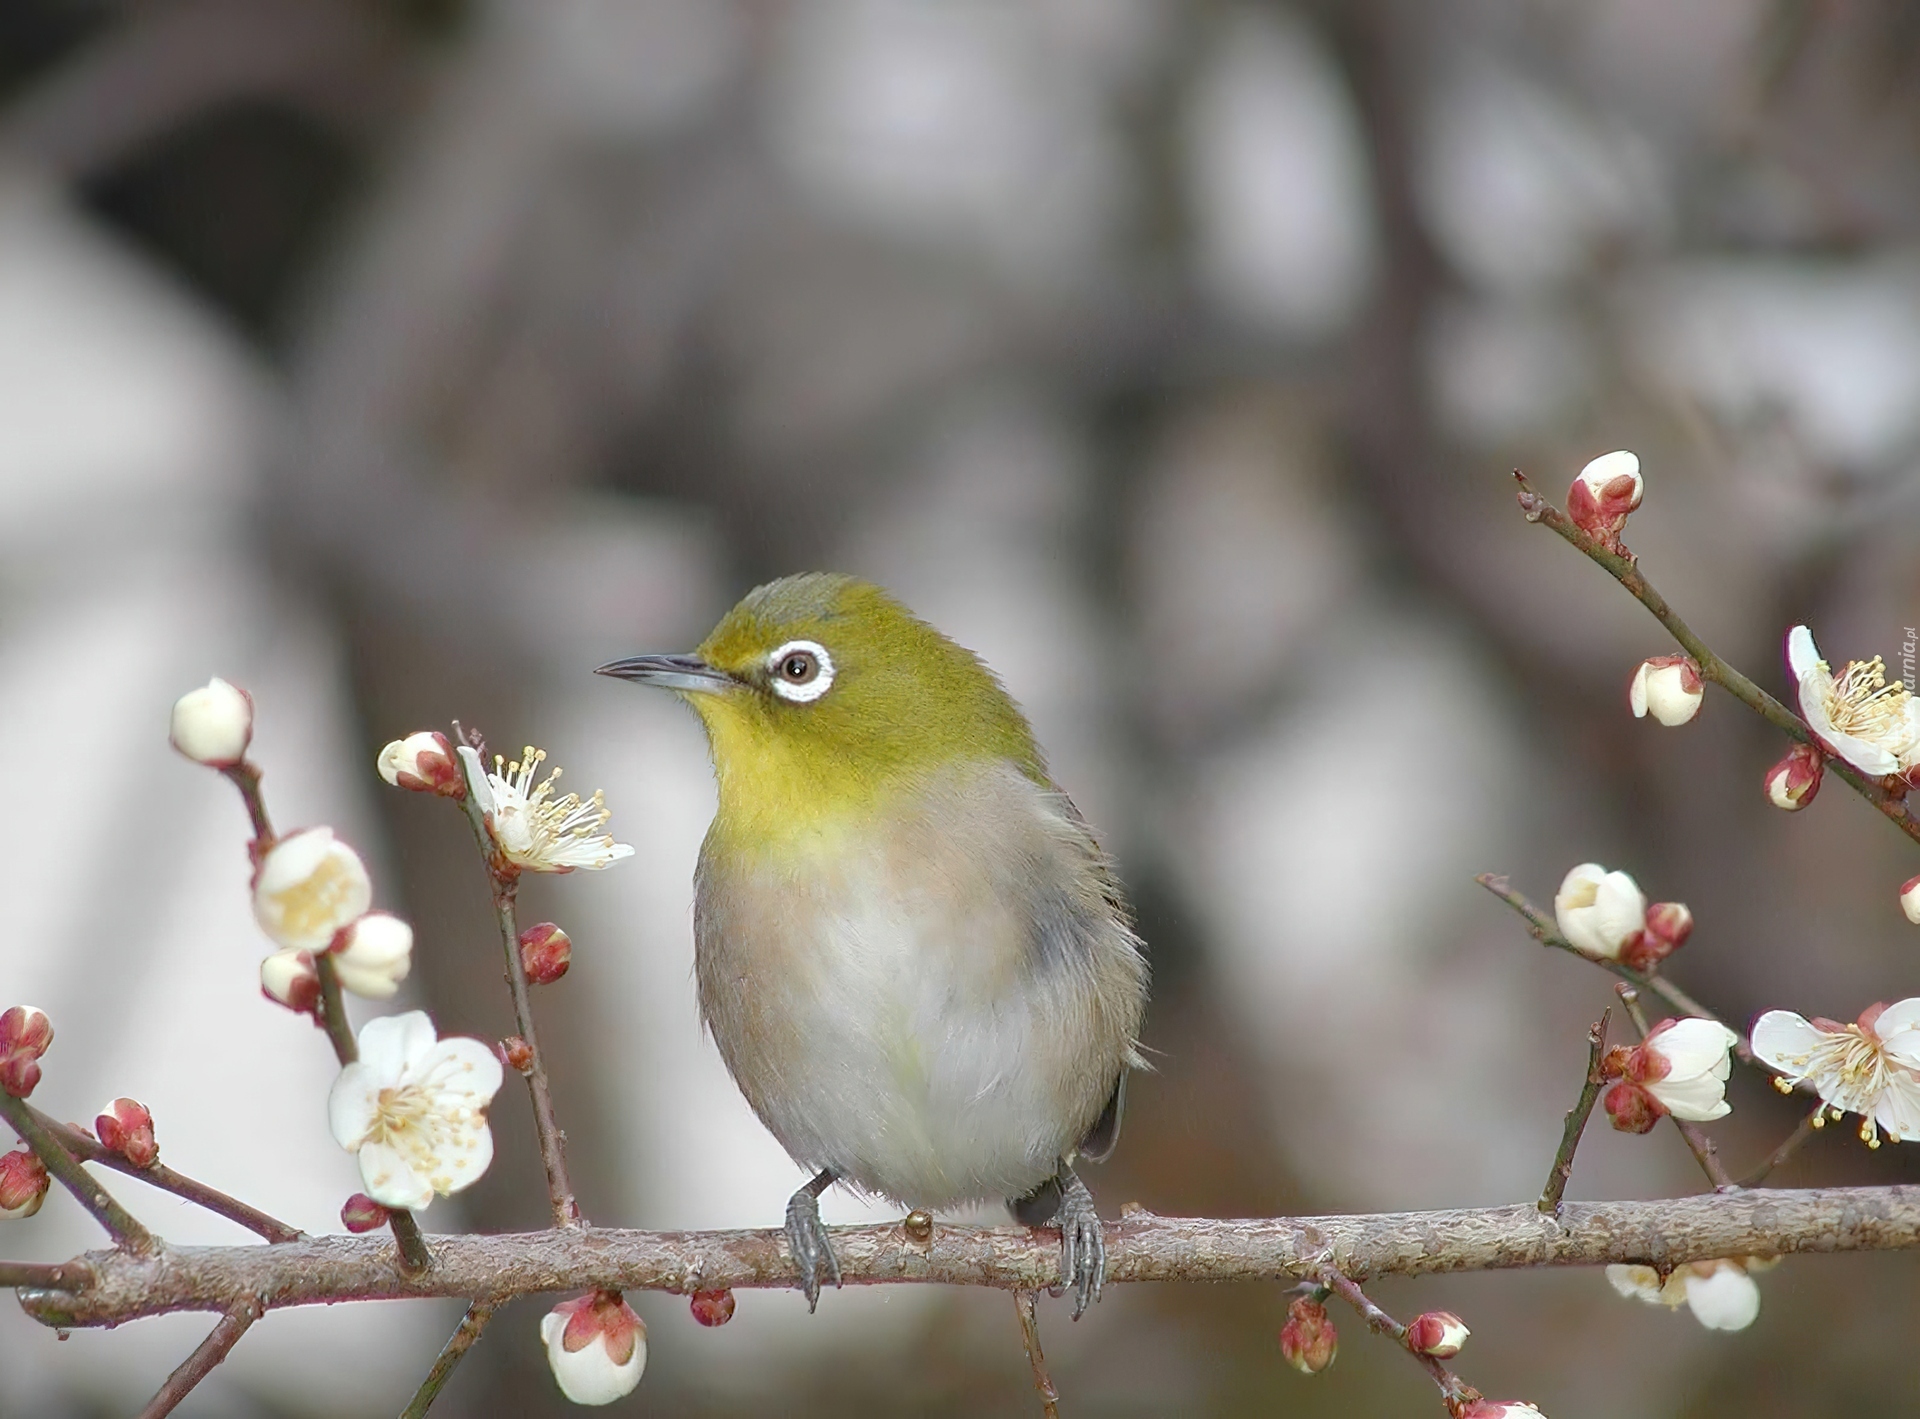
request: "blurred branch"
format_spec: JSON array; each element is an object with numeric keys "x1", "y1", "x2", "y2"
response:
[
  {"x1": 1511, "y1": 470, "x2": 1920, "y2": 849},
  {"x1": 1736, "y1": 1104, "x2": 1825, "y2": 1188},
  {"x1": 135, "y1": 1298, "x2": 261, "y2": 1419},
  {"x1": 401, "y1": 1300, "x2": 496, "y2": 1419},
  {"x1": 1014, "y1": 1291, "x2": 1060, "y2": 1419},
  {"x1": 20, "y1": 1185, "x2": 1920, "y2": 1328}
]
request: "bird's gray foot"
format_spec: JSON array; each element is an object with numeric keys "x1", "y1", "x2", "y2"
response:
[
  {"x1": 785, "y1": 1169, "x2": 841, "y2": 1312},
  {"x1": 1010, "y1": 1165, "x2": 1104, "y2": 1320}
]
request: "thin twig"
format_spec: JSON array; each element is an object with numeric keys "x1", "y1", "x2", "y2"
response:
[
  {"x1": 400, "y1": 1300, "x2": 497, "y2": 1419},
  {"x1": 21, "y1": 1185, "x2": 1920, "y2": 1327},
  {"x1": 218, "y1": 759, "x2": 276, "y2": 851},
  {"x1": 1314, "y1": 1266, "x2": 1476, "y2": 1407},
  {"x1": 0, "y1": 1091, "x2": 154, "y2": 1253},
  {"x1": 134, "y1": 1298, "x2": 262, "y2": 1419},
  {"x1": 1511, "y1": 470, "x2": 1920, "y2": 848},
  {"x1": 1616, "y1": 985, "x2": 1734, "y2": 1190},
  {"x1": 1014, "y1": 1291, "x2": 1061, "y2": 1419},
  {"x1": 0, "y1": 1259, "x2": 91, "y2": 1289},
  {"x1": 1539, "y1": 1010, "x2": 1610, "y2": 1216},
  {"x1": 1476, "y1": 874, "x2": 1751, "y2": 1064},
  {"x1": 456, "y1": 743, "x2": 582, "y2": 1229},
  {"x1": 1737, "y1": 1104, "x2": 1826, "y2": 1188}
]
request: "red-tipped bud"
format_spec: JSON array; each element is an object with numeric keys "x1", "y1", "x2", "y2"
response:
[
  {"x1": 1629, "y1": 655, "x2": 1703, "y2": 726},
  {"x1": 1405, "y1": 1309, "x2": 1470, "y2": 1357},
  {"x1": 260, "y1": 949, "x2": 321, "y2": 1014},
  {"x1": 0, "y1": 1006, "x2": 53, "y2": 1098},
  {"x1": 0, "y1": 1147, "x2": 50, "y2": 1218},
  {"x1": 377, "y1": 731, "x2": 466, "y2": 797},
  {"x1": 1604, "y1": 1080, "x2": 1664, "y2": 1134},
  {"x1": 95, "y1": 1098, "x2": 158, "y2": 1168},
  {"x1": 1567, "y1": 450, "x2": 1643, "y2": 552},
  {"x1": 501, "y1": 1036, "x2": 535, "y2": 1073},
  {"x1": 1279, "y1": 1296, "x2": 1337, "y2": 1374},
  {"x1": 1901, "y1": 874, "x2": 1920, "y2": 926},
  {"x1": 1623, "y1": 901, "x2": 1693, "y2": 970},
  {"x1": 519, "y1": 922, "x2": 572, "y2": 986},
  {"x1": 689, "y1": 1288, "x2": 736, "y2": 1327},
  {"x1": 341, "y1": 1193, "x2": 391, "y2": 1233},
  {"x1": 542, "y1": 1290, "x2": 647, "y2": 1404},
  {"x1": 1765, "y1": 742, "x2": 1823, "y2": 811}
]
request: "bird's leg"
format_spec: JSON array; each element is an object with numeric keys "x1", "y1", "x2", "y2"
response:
[
  {"x1": 785, "y1": 1168, "x2": 842, "y2": 1312},
  {"x1": 1009, "y1": 1162, "x2": 1105, "y2": 1320}
]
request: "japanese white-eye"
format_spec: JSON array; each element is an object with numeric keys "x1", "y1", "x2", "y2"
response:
[{"x1": 598, "y1": 573, "x2": 1149, "y2": 1316}]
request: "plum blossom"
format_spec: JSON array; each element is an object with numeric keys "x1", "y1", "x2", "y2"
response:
[
  {"x1": 1785, "y1": 626, "x2": 1920, "y2": 779},
  {"x1": 169, "y1": 677, "x2": 253, "y2": 766},
  {"x1": 1629, "y1": 655, "x2": 1703, "y2": 726},
  {"x1": 328, "y1": 1011, "x2": 503, "y2": 1210},
  {"x1": 1751, "y1": 1000, "x2": 1920, "y2": 1146},
  {"x1": 253, "y1": 828, "x2": 373, "y2": 953},
  {"x1": 458, "y1": 745, "x2": 633, "y2": 873},
  {"x1": 1553, "y1": 863, "x2": 1647, "y2": 960},
  {"x1": 1606, "y1": 1257, "x2": 1774, "y2": 1331},
  {"x1": 542, "y1": 1291, "x2": 647, "y2": 1405},
  {"x1": 377, "y1": 731, "x2": 464, "y2": 797},
  {"x1": 330, "y1": 912, "x2": 414, "y2": 1000}
]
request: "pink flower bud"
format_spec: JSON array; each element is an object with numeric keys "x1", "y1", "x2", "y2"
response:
[
  {"x1": 1901, "y1": 874, "x2": 1920, "y2": 926},
  {"x1": 95, "y1": 1098, "x2": 158, "y2": 1168},
  {"x1": 689, "y1": 1289, "x2": 736, "y2": 1327},
  {"x1": 169, "y1": 677, "x2": 254, "y2": 766},
  {"x1": 1622, "y1": 900, "x2": 1693, "y2": 970},
  {"x1": 1604, "y1": 1080, "x2": 1664, "y2": 1134},
  {"x1": 1629, "y1": 655, "x2": 1703, "y2": 726},
  {"x1": 542, "y1": 1291, "x2": 647, "y2": 1405},
  {"x1": 260, "y1": 949, "x2": 320, "y2": 1014},
  {"x1": 519, "y1": 922, "x2": 572, "y2": 986},
  {"x1": 1567, "y1": 450, "x2": 1643, "y2": 551},
  {"x1": 501, "y1": 1036, "x2": 534, "y2": 1072},
  {"x1": 340, "y1": 1193, "x2": 391, "y2": 1233},
  {"x1": 330, "y1": 912, "x2": 413, "y2": 1000},
  {"x1": 0, "y1": 1006, "x2": 53, "y2": 1099},
  {"x1": 1764, "y1": 742, "x2": 1823, "y2": 811},
  {"x1": 377, "y1": 732, "x2": 465, "y2": 797},
  {"x1": 1279, "y1": 1295, "x2": 1337, "y2": 1374},
  {"x1": 0, "y1": 1148, "x2": 50, "y2": 1219},
  {"x1": 1405, "y1": 1309, "x2": 1469, "y2": 1357}
]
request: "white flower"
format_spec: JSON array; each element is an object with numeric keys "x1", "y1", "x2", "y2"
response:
[
  {"x1": 253, "y1": 828, "x2": 373, "y2": 952},
  {"x1": 1638, "y1": 1017, "x2": 1738, "y2": 1122},
  {"x1": 458, "y1": 745, "x2": 634, "y2": 873},
  {"x1": 1751, "y1": 999, "x2": 1920, "y2": 1146},
  {"x1": 169, "y1": 677, "x2": 253, "y2": 766},
  {"x1": 1629, "y1": 656, "x2": 1703, "y2": 726},
  {"x1": 330, "y1": 912, "x2": 414, "y2": 1000},
  {"x1": 1901, "y1": 873, "x2": 1920, "y2": 926},
  {"x1": 1553, "y1": 863, "x2": 1647, "y2": 960},
  {"x1": 1786, "y1": 625, "x2": 1920, "y2": 778},
  {"x1": 328, "y1": 1011, "x2": 502, "y2": 1210},
  {"x1": 378, "y1": 731, "x2": 465, "y2": 796},
  {"x1": 542, "y1": 1292, "x2": 647, "y2": 1405},
  {"x1": 1606, "y1": 1258, "x2": 1766, "y2": 1331}
]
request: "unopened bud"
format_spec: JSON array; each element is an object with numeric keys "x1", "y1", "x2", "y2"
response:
[
  {"x1": 1567, "y1": 450, "x2": 1643, "y2": 551},
  {"x1": 1604, "y1": 1080, "x2": 1664, "y2": 1134},
  {"x1": 1279, "y1": 1295, "x2": 1337, "y2": 1374},
  {"x1": 1623, "y1": 901, "x2": 1693, "y2": 970},
  {"x1": 1553, "y1": 863, "x2": 1647, "y2": 960},
  {"x1": 519, "y1": 922, "x2": 572, "y2": 986},
  {"x1": 330, "y1": 912, "x2": 413, "y2": 1000},
  {"x1": 260, "y1": 949, "x2": 320, "y2": 1013},
  {"x1": 0, "y1": 1006, "x2": 54, "y2": 1098},
  {"x1": 1901, "y1": 874, "x2": 1920, "y2": 926},
  {"x1": 0, "y1": 1148, "x2": 50, "y2": 1218},
  {"x1": 341, "y1": 1192, "x2": 391, "y2": 1233},
  {"x1": 169, "y1": 677, "x2": 254, "y2": 767},
  {"x1": 501, "y1": 1036, "x2": 534, "y2": 1072},
  {"x1": 377, "y1": 731, "x2": 465, "y2": 797},
  {"x1": 542, "y1": 1291, "x2": 647, "y2": 1405},
  {"x1": 95, "y1": 1098, "x2": 158, "y2": 1168},
  {"x1": 1629, "y1": 655, "x2": 1703, "y2": 726},
  {"x1": 1764, "y1": 743, "x2": 1823, "y2": 811},
  {"x1": 689, "y1": 1289, "x2": 736, "y2": 1327},
  {"x1": 1405, "y1": 1309, "x2": 1469, "y2": 1357}
]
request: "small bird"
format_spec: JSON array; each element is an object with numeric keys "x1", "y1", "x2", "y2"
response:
[{"x1": 598, "y1": 573, "x2": 1148, "y2": 1316}]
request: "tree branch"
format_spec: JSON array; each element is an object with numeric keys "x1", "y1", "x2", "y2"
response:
[
  {"x1": 1014, "y1": 1291, "x2": 1060, "y2": 1419},
  {"x1": 1315, "y1": 1266, "x2": 1475, "y2": 1408},
  {"x1": 401, "y1": 1300, "x2": 496, "y2": 1419},
  {"x1": 0, "y1": 1091, "x2": 155, "y2": 1254},
  {"x1": 134, "y1": 1298, "x2": 261, "y2": 1419},
  {"x1": 18, "y1": 1186, "x2": 1920, "y2": 1329},
  {"x1": 1511, "y1": 470, "x2": 1920, "y2": 848},
  {"x1": 1538, "y1": 1011, "x2": 1610, "y2": 1216}
]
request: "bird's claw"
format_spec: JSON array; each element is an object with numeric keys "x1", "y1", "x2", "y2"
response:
[
  {"x1": 785, "y1": 1185, "x2": 842, "y2": 1312},
  {"x1": 1055, "y1": 1172, "x2": 1104, "y2": 1320}
]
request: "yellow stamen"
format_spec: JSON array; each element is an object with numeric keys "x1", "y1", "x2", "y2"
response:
[{"x1": 1824, "y1": 656, "x2": 1913, "y2": 742}]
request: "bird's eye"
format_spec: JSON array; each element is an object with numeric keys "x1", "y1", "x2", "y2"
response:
[{"x1": 766, "y1": 640, "x2": 835, "y2": 703}]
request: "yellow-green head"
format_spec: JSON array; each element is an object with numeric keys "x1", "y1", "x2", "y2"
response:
[{"x1": 597, "y1": 573, "x2": 1046, "y2": 845}]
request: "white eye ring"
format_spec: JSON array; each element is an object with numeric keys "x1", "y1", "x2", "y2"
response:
[{"x1": 767, "y1": 640, "x2": 835, "y2": 703}]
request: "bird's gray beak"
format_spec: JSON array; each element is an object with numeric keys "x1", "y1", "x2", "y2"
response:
[{"x1": 595, "y1": 653, "x2": 737, "y2": 694}]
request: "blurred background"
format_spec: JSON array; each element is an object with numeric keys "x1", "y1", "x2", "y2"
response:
[{"x1": 1, "y1": 0, "x2": 1918, "y2": 1414}]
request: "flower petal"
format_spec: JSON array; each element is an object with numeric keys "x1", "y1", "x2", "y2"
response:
[
  {"x1": 1750, "y1": 1011, "x2": 1826, "y2": 1079},
  {"x1": 358, "y1": 1011, "x2": 440, "y2": 1081},
  {"x1": 1605, "y1": 1264, "x2": 1661, "y2": 1303},
  {"x1": 1651, "y1": 1019, "x2": 1738, "y2": 1078},
  {"x1": 1873, "y1": 1073, "x2": 1920, "y2": 1144},
  {"x1": 417, "y1": 1037, "x2": 506, "y2": 1104},
  {"x1": 1683, "y1": 1264, "x2": 1760, "y2": 1331},
  {"x1": 1647, "y1": 1073, "x2": 1731, "y2": 1122},
  {"x1": 327, "y1": 1064, "x2": 380, "y2": 1150},
  {"x1": 1873, "y1": 997, "x2": 1920, "y2": 1046},
  {"x1": 357, "y1": 1140, "x2": 434, "y2": 1211},
  {"x1": 1785, "y1": 625, "x2": 1820, "y2": 681}
]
